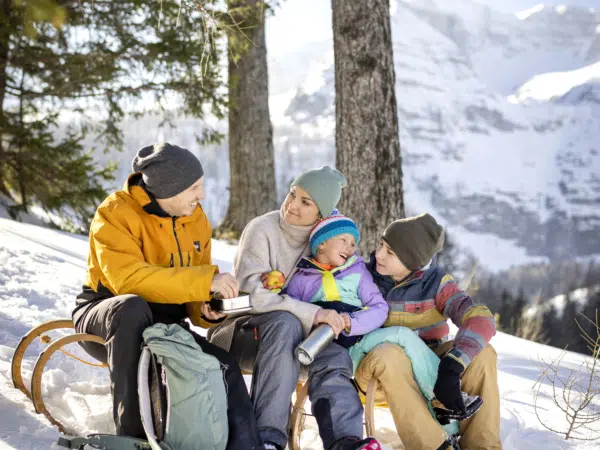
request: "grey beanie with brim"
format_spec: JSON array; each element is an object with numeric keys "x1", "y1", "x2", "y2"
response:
[
  {"x1": 291, "y1": 166, "x2": 347, "y2": 217},
  {"x1": 132, "y1": 143, "x2": 204, "y2": 199}
]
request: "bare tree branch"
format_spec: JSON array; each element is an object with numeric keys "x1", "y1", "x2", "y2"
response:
[{"x1": 534, "y1": 311, "x2": 600, "y2": 440}]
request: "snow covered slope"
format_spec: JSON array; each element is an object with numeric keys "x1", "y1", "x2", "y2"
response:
[{"x1": 1, "y1": 218, "x2": 599, "y2": 449}]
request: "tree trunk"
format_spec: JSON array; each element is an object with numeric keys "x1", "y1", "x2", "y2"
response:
[
  {"x1": 0, "y1": 0, "x2": 13, "y2": 197},
  {"x1": 218, "y1": 0, "x2": 276, "y2": 237},
  {"x1": 332, "y1": 0, "x2": 405, "y2": 257}
]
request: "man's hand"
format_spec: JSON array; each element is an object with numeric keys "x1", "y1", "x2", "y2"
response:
[
  {"x1": 210, "y1": 273, "x2": 239, "y2": 298},
  {"x1": 313, "y1": 308, "x2": 345, "y2": 337},
  {"x1": 433, "y1": 356, "x2": 466, "y2": 413},
  {"x1": 201, "y1": 302, "x2": 227, "y2": 321}
]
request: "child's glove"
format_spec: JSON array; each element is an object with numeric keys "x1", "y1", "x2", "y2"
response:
[
  {"x1": 433, "y1": 356, "x2": 466, "y2": 413},
  {"x1": 261, "y1": 270, "x2": 286, "y2": 293}
]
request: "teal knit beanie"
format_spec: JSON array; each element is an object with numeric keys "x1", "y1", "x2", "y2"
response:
[
  {"x1": 309, "y1": 210, "x2": 360, "y2": 256},
  {"x1": 291, "y1": 166, "x2": 347, "y2": 217}
]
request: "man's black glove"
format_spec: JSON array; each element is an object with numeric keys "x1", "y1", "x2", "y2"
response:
[{"x1": 433, "y1": 356, "x2": 466, "y2": 413}]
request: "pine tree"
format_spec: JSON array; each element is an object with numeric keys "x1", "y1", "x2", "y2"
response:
[
  {"x1": 542, "y1": 304, "x2": 560, "y2": 346},
  {"x1": 578, "y1": 289, "x2": 600, "y2": 355},
  {"x1": 561, "y1": 293, "x2": 581, "y2": 352},
  {"x1": 478, "y1": 276, "x2": 502, "y2": 314},
  {"x1": 509, "y1": 290, "x2": 527, "y2": 335},
  {"x1": 498, "y1": 289, "x2": 513, "y2": 332},
  {"x1": 217, "y1": 0, "x2": 276, "y2": 237},
  {"x1": 0, "y1": 0, "x2": 228, "y2": 229},
  {"x1": 332, "y1": 0, "x2": 404, "y2": 256},
  {"x1": 583, "y1": 260, "x2": 600, "y2": 289}
]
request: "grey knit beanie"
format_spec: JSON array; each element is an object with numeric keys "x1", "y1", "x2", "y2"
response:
[
  {"x1": 291, "y1": 166, "x2": 346, "y2": 217},
  {"x1": 382, "y1": 213, "x2": 445, "y2": 271},
  {"x1": 131, "y1": 143, "x2": 204, "y2": 199}
]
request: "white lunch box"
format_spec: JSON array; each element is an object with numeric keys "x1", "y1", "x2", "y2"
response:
[{"x1": 209, "y1": 292, "x2": 252, "y2": 314}]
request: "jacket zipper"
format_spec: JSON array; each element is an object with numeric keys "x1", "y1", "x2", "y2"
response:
[{"x1": 172, "y1": 217, "x2": 184, "y2": 267}]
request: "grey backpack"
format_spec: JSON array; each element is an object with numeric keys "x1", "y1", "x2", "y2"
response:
[{"x1": 138, "y1": 323, "x2": 229, "y2": 450}]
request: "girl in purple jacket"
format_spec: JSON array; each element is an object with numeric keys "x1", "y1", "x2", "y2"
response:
[{"x1": 274, "y1": 211, "x2": 389, "y2": 348}]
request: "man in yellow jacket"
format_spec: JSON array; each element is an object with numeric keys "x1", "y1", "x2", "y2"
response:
[{"x1": 72, "y1": 143, "x2": 263, "y2": 449}]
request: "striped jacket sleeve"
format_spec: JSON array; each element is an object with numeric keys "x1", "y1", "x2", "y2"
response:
[{"x1": 435, "y1": 273, "x2": 496, "y2": 370}]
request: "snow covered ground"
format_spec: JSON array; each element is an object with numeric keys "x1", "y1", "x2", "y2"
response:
[{"x1": 1, "y1": 217, "x2": 599, "y2": 449}]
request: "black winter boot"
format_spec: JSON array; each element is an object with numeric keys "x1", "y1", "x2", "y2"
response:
[
  {"x1": 329, "y1": 436, "x2": 381, "y2": 450},
  {"x1": 432, "y1": 393, "x2": 483, "y2": 425}
]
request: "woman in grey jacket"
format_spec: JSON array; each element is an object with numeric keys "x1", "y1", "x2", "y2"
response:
[{"x1": 209, "y1": 166, "x2": 380, "y2": 450}]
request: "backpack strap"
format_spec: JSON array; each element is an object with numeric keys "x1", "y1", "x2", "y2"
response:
[
  {"x1": 138, "y1": 347, "x2": 172, "y2": 450},
  {"x1": 149, "y1": 351, "x2": 167, "y2": 441},
  {"x1": 57, "y1": 434, "x2": 153, "y2": 450}
]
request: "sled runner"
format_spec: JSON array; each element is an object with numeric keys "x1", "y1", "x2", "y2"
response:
[
  {"x1": 288, "y1": 378, "x2": 386, "y2": 449},
  {"x1": 11, "y1": 319, "x2": 107, "y2": 433}
]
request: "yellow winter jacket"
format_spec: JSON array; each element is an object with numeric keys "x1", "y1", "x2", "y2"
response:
[{"x1": 81, "y1": 174, "x2": 218, "y2": 328}]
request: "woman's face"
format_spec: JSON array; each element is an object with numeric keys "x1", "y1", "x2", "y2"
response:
[
  {"x1": 374, "y1": 239, "x2": 411, "y2": 282},
  {"x1": 282, "y1": 185, "x2": 320, "y2": 226}
]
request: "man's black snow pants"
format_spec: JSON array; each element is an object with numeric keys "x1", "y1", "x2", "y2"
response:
[{"x1": 72, "y1": 294, "x2": 263, "y2": 450}]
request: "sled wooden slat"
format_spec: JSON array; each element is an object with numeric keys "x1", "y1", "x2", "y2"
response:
[
  {"x1": 287, "y1": 377, "x2": 388, "y2": 449},
  {"x1": 31, "y1": 333, "x2": 106, "y2": 433},
  {"x1": 289, "y1": 380, "x2": 310, "y2": 450},
  {"x1": 11, "y1": 319, "x2": 75, "y2": 399}
]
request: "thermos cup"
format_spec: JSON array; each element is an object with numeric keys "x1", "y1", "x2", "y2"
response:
[{"x1": 294, "y1": 324, "x2": 335, "y2": 365}]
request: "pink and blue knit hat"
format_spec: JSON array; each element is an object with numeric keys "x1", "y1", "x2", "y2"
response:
[{"x1": 309, "y1": 210, "x2": 360, "y2": 255}]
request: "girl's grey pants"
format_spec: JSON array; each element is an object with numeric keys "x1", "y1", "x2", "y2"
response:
[{"x1": 215, "y1": 310, "x2": 365, "y2": 449}]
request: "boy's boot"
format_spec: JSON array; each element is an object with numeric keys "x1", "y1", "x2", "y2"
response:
[
  {"x1": 432, "y1": 392, "x2": 483, "y2": 425},
  {"x1": 329, "y1": 436, "x2": 381, "y2": 450}
]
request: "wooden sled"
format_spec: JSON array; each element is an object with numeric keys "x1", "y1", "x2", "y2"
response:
[
  {"x1": 288, "y1": 377, "x2": 388, "y2": 450},
  {"x1": 11, "y1": 319, "x2": 107, "y2": 433},
  {"x1": 12, "y1": 320, "x2": 388, "y2": 449}
]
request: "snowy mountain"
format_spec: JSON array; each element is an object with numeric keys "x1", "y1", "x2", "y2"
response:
[
  {"x1": 71, "y1": 0, "x2": 600, "y2": 273},
  {"x1": 1, "y1": 217, "x2": 599, "y2": 449},
  {"x1": 273, "y1": 0, "x2": 600, "y2": 267}
]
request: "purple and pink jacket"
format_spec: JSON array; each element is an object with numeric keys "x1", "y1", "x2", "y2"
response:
[{"x1": 284, "y1": 255, "x2": 389, "y2": 337}]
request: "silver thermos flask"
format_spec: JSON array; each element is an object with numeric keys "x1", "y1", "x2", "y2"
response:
[{"x1": 294, "y1": 324, "x2": 335, "y2": 365}]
